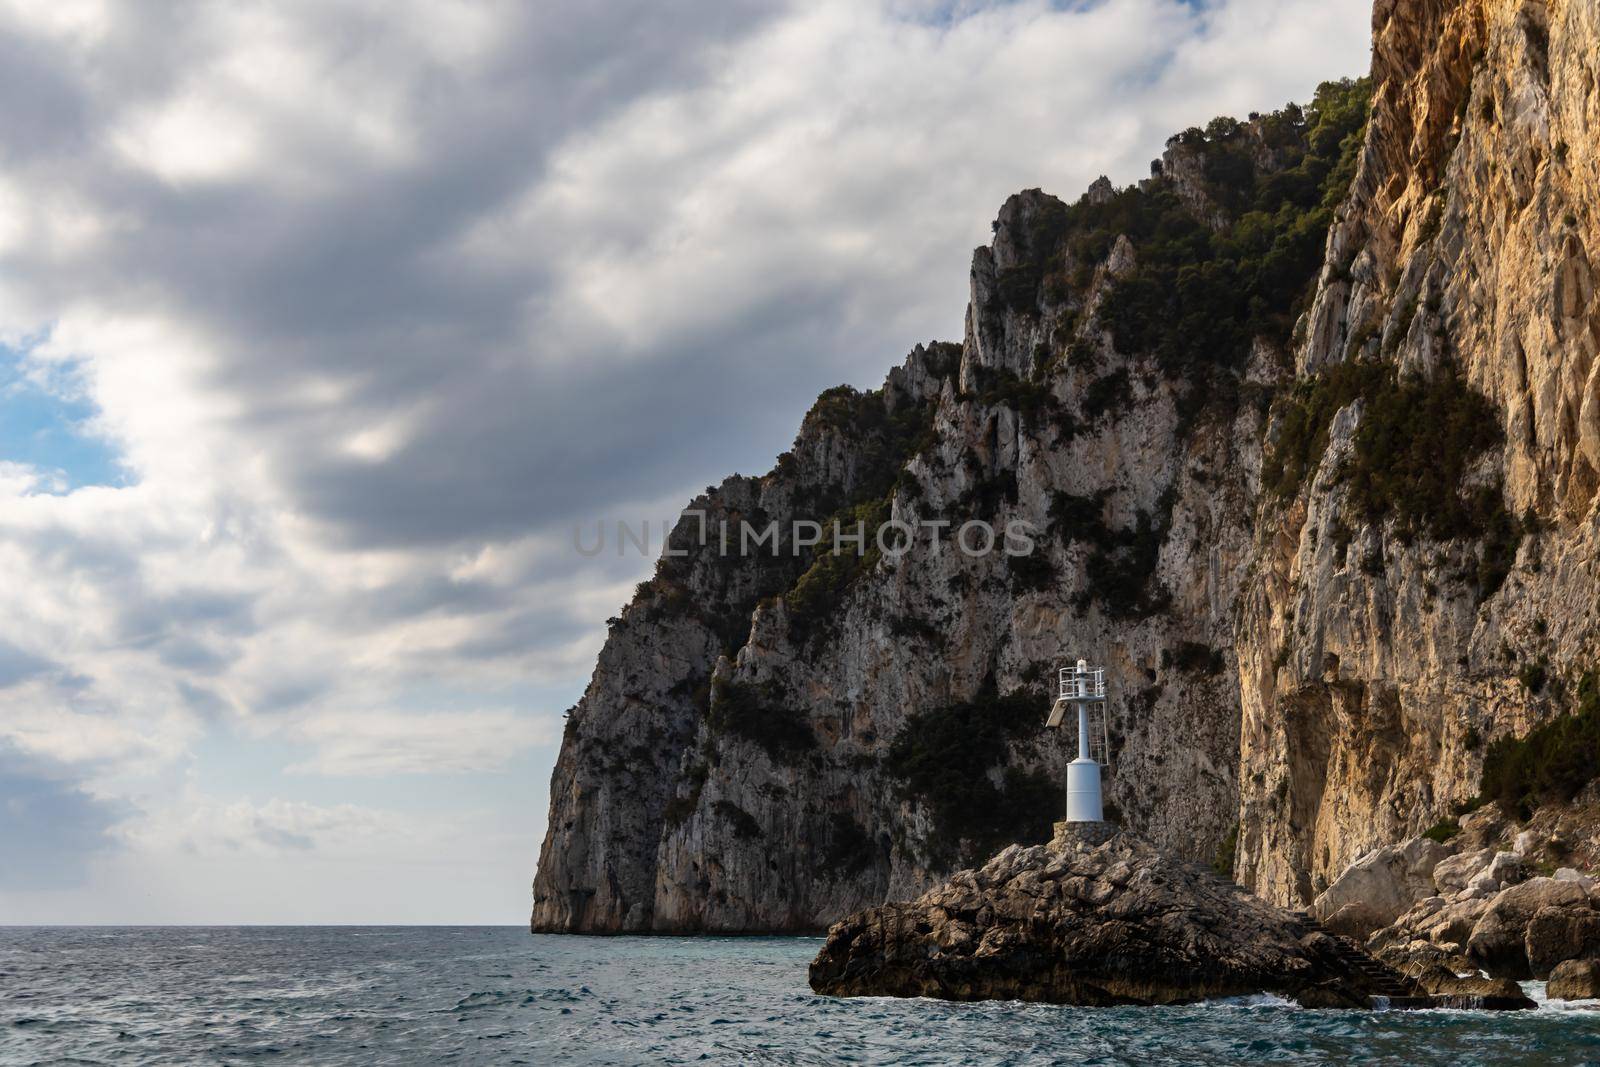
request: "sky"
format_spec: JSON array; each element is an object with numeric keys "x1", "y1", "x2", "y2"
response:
[{"x1": 0, "y1": 0, "x2": 1372, "y2": 924}]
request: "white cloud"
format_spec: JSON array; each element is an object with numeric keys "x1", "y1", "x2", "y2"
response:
[
  {"x1": 121, "y1": 792, "x2": 419, "y2": 856},
  {"x1": 284, "y1": 709, "x2": 555, "y2": 776}
]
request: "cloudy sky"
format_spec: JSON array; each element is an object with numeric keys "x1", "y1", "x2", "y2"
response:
[{"x1": 0, "y1": 0, "x2": 1370, "y2": 924}]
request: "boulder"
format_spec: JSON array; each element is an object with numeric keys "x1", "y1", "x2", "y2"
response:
[
  {"x1": 1322, "y1": 901, "x2": 1391, "y2": 941},
  {"x1": 1370, "y1": 893, "x2": 1488, "y2": 955},
  {"x1": 1468, "y1": 878, "x2": 1590, "y2": 978},
  {"x1": 1433, "y1": 849, "x2": 1494, "y2": 894},
  {"x1": 811, "y1": 829, "x2": 1394, "y2": 1007},
  {"x1": 1525, "y1": 905, "x2": 1600, "y2": 979},
  {"x1": 1459, "y1": 806, "x2": 1506, "y2": 841},
  {"x1": 1409, "y1": 964, "x2": 1535, "y2": 1010},
  {"x1": 1486, "y1": 851, "x2": 1525, "y2": 887},
  {"x1": 1555, "y1": 868, "x2": 1597, "y2": 892},
  {"x1": 1312, "y1": 838, "x2": 1449, "y2": 939},
  {"x1": 1468, "y1": 871, "x2": 1501, "y2": 895},
  {"x1": 1547, "y1": 959, "x2": 1600, "y2": 1000},
  {"x1": 1376, "y1": 939, "x2": 1471, "y2": 975}
]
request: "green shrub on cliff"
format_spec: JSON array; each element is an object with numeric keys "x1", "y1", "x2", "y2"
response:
[
  {"x1": 1262, "y1": 361, "x2": 1521, "y2": 599},
  {"x1": 1421, "y1": 817, "x2": 1461, "y2": 843},
  {"x1": 885, "y1": 682, "x2": 1059, "y2": 868},
  {"x1": 709, "y1": 678, "x2": 816, "y2": 763},
  {"x1": 1100, "y1": 78, "x2": 1372, "y2": 381},
  {"x1": 1481, "y1": 670, "x2": 1600, "y2": 818},
  {"x1": 980, "y1": 78, "x2": 1369, "y2": 392},
  {"x1": 1261, "y1": 360, "x2": 1388, "y2": 496},
  {"x1": 1343, "y1": 369, "x2": 1505, "y2": 542},
  {"x1": 783, "y1": 496, "x2": 891, "y2": 642}
]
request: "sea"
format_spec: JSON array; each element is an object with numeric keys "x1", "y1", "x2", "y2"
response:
[{"x1": 3, "y1": 927, "x2": 1599, "y2": 1065}]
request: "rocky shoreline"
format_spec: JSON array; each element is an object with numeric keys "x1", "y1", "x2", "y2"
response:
[
  {"x1": 809, "y1": 823, "x2": 1535, "y2": 1010},
  {"x1": 1312, "y1": 803, "x2": 1600, "y2": 999}
]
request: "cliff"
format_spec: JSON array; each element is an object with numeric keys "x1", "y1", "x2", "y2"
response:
[
  {"x1": 1234, "y1": 0, "x2": 1600, "y2": 904},
  {"x1": 534, "y1": 0, "x2": 1600, "y2": 933}
]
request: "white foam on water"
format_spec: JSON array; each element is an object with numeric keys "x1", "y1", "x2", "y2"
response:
[{"x1": 1526, "y1": 980, "x2": 1600, "y2": 1014}]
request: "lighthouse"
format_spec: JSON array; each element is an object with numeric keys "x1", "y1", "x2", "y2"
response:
[{"x1": 1045, "y1": 659, "x2": 1108, "y2": 822}]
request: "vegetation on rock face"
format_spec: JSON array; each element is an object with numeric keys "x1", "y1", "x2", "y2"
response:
[
  {"x1": 709, "y1": 678, "x2": 817, "y2": 763},
  {"x1": 1081, "y1": 368, "x2": 1134, "y2": 421},
  {"x1": 1006, "y1": 550, "x2": 1056, "y2": 592},
  {"x1": 1261, "y1": 360, "x2": 1389, "y2": 496},
  {"x1": 885, "y1": 682, "x2": 1060, "y2": 868},
  {"x1": 967, "y1": 365, "x2": 1056, "y2": 421},
  {"x1": 1262, "y1": 360, "x2": 1520, "y2": 598},
  {"x1": 1481, "y1": 670, "x2": 1600, "y2": 819},
  {"x1": 1047, "y1": 489, "x2": 1112, "y2": 545},
  {"x1": 766, "y1": 83, "x2": 1375, "y2": 650},
  {"x1": 1098, "y1": 79, "x2": 1371, "y2": 383},
  {"x1": 1422, "y1": 817, "x2": 1461, "y2": 843},
  {"x1": 1076, "y1": 506, "x2": 1172, "y2": 620},
  {"x1": 1344, "y1": 369, "x2": 1506, "y2": 544},
  {"x1": 986, "y1": 77, "x2": 1370, "y2": 430},
  {"x1": 775, "y1": 352, "x2": 963, "y2": 643},
  {"x1": 1045, "y1": 488, "x2": 1173, "y2": 620},
  {"x1": 1212, "y1": 821, "x2": 1239, "y2": 876},
  {"x1": 662, "y1": 762, "x2": 710, "y2": 828},
  {"x1": 648, "y1": 504, "x2": 807, "y2": 661},
  {"x1": 820, "y1": 813, "x2": 878, "y2": 877},
  {"x1": 798, "y1": 381, "x2": 943, "y2": 507},
  {"x1": 785, "y1": 497, "x2": 890, "y2": 642}
]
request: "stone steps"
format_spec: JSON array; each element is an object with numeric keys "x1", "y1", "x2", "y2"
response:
[{"x1": 1292, "y1": 911, "x2": 1431, "y2": 1007}]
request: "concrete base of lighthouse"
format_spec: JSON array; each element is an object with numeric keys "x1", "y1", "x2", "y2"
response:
[
  {"x1": 1050, "y1": 819, "x2": 1117, "y2": 849},
  {"x1": 1065, "y1": 757, "x2": 1103, "y2": 822}
]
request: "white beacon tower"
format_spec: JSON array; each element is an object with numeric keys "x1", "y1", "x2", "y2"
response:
[{"x1": 1045, "y1": 659, "x2": 1108, "y2": 822}]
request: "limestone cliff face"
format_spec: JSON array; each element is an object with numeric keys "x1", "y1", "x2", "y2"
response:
[
  {"x1": 533, "y1": 137, "x2": 1303, "y2": 931},
  {"x1": 1236, "y1": 0, "x2": 1600, "y2": 904},
  {"x1": 536, "y1": 0, "x2": 1600, "y2": 932}
]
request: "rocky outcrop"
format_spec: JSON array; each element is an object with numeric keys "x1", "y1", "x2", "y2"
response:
[
  {"x1": 1525, "y1": 901, "x2": 1600, "y2": 977},
  {"x1": 1406, "y1": 964, "x2": 1533, "y2": 1009},
  {"x1": 808, "y1": 826, "x2": 1420, "y2": 1007},
  {"x1": 1547, "y1": 958, "x2": 1600, "y2": 999},
  {"x1": 1316, "y1": 812, "x2": 1600, "y2": 980}
]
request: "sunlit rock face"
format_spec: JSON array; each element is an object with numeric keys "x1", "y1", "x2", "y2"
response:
[{"x1": 1235, "y1": 0, "x2": 1600, "y2": 907}]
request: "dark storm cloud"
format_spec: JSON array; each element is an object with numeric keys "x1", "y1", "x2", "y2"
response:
[
  {"x1": 0, "y1": 741, "x2": 123, "y2": 889},
  {"x1": 0, "y1": 26, "x2": 89, "y2": 160},
  {"x1": 0, "y1": 0, "x2": 798, "y2": 551},
  {"x1": 290, "y1": 285, "x2": 865, "y2": 546},
  {"x1": 0, "y1": 639, "x2": 53, "y2": 687}
]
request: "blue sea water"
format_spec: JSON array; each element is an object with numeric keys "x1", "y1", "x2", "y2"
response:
[{"x1": 3, "y1": 928, "x2": 1600, "y2": 1066}]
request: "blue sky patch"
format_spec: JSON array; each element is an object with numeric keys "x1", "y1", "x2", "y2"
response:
[{"x1": 0, "y1": 339, "x2": 127, "y2": 492}]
